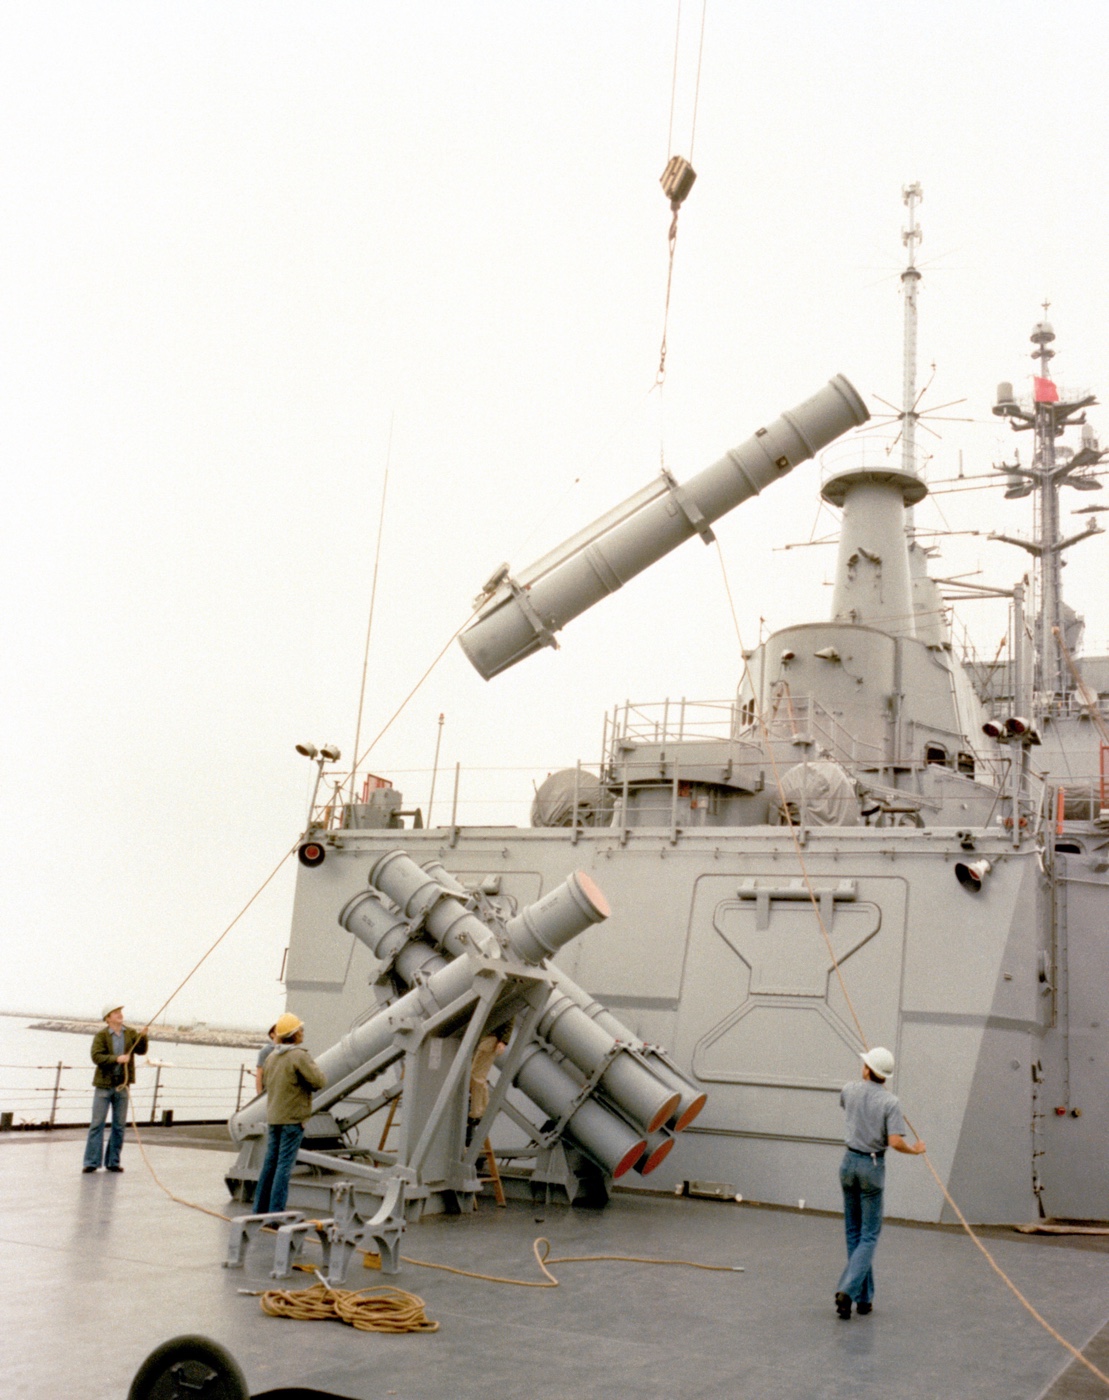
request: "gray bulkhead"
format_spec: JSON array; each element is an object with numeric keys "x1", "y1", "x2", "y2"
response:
[{"x1": 281, "y1": 819, "x2": 1045, "y2": 1225}]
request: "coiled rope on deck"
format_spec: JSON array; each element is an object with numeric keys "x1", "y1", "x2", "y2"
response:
[{"x1": 261, "y1": 1281, "x2": 438, "y2": 1333}]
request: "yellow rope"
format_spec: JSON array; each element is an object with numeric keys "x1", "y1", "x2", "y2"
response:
[
  {"x1": 714, "y1": 537, "x2": 1109, "y2": 1392},
  {"x1": 362, "y1": 1236, "x2": 741, "y2": 1288},
  {"x1": 350, "y1": 607, "x2": 481, "y2": 775},
  {"x1": 261, "y1": 1282, "x2": 438, "y2": 1333}
]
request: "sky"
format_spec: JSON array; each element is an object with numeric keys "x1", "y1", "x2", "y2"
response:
[{"x1": 3, "y1": 1, "x2": 1109, "y2": 1029}]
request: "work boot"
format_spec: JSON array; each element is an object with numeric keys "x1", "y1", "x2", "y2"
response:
[{"x1": 835, "y1": 1291, "x2": 852, "y2": 1320}]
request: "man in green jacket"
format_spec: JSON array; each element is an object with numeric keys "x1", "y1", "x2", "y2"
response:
[
  {"x1": 254, "y1": 1013, "x2": 327, "y2": 1213},
  {"x1": 82, "y1": 1003, "x2": 148, "y2": 1173}
]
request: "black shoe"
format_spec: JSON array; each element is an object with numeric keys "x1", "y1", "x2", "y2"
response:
[
  {"x1": 835, "y1": 1291, "x2": 852, "y2": 1320},
  {"x1": 856, "y1": 1301, "x2": 872, "y2": 1315},
  {"x1": 106, "y1": 1165, "x2": 124, "y2": 1173},
  {"x1": 82, "y1": 1166, "x2": 98, "y2": 1173}
]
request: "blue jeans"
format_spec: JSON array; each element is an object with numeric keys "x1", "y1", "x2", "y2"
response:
[
  {"x1": 83, "y1": 1087, "x2": 129, "y2": 1169},
  {"x1": 837, "y1": 1149, "x2": 885, "y2": 1305},
  {"x1": 253, "y1": 1124, "x2": 305, "y2": 1214}
]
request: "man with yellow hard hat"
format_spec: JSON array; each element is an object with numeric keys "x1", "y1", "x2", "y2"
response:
[{"x1": 254, "y1": 1012, "x2": 326, "y2": 1213}]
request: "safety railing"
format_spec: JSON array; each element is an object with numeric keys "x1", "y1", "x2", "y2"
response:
[
  {"x1": 308, "y1": 764, "x2": 599, "y2": 833},
  {"x1": 603, "y1": 697, "x2": 740, "y2": 749},
  {"x1": 733, "y1": 692, "x2": 886, "y2": 769},
  {"x1": 1048, "y1": 771, "x2": 1109, "y2": 826},
  {"x1": 0, "y1": 1058, "x2": 257, "y2": 1130}
]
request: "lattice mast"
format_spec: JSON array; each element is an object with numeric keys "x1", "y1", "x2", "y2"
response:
[
  {"x1": 900, "y1": 182, "x2": 923, "y2": 528},
  {"x1": 992, "y1": 311, "x2": 1105, "y2": 702}
]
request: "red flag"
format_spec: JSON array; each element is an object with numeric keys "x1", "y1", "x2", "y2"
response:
[{"x1": 1033, "y1": 376, "x2": 1059, "y2": 403}]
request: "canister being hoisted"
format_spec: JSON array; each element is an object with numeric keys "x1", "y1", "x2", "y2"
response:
[{"x1": 459, "y1": 376, "x2": 869, "y2": 680}]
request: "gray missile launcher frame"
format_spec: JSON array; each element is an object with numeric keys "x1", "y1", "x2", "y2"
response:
[{"x1": 225, "y1": 857, "x2": 705, "y2": 1279}]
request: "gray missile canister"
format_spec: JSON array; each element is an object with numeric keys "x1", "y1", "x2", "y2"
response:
[
  {"x1": 512, "y1": 1042, "x2": 647, "y2": 1179},
  {"x1": 535, "y1": 990, "x2": 678, "y2": 1134},
  {"x1": 459, "y1": 375, "x2": 869, "y2": 679},
  {"x1": 548, "y1": 964, "x2": 707, "y2": 1131}
]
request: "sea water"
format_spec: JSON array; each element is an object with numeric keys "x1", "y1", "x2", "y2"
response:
[{"x1": 0, "y1": 1013, "x2": 259, "y2": 1127}]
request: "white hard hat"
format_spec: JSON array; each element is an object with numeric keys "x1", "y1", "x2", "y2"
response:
[
  {"x1": 101, "y1": 1002, "x2": 124, "y2": 1020},
  {"x1": 861, "y1": 1046, "x2": 895, "y2": 1079}
]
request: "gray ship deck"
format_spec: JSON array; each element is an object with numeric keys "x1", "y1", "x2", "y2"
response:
[{"x1": 4, "y1": 1129, "x2": 1109, "y2": 1400}]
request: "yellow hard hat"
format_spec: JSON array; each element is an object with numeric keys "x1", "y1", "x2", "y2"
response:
[{"x1": 274, "y1": 1013, "x2": 303, "y2": 1041}]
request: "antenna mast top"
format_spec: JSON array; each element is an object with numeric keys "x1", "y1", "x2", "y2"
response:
[{"x1": 900, "y1": 183, "x2": 924, "y2": 486}]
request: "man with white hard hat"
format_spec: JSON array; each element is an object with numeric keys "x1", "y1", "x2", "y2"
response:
[
  {"x1": 834, "y1": 1046, "x2": 925, "y2": 1320},
  {"x1": 82, "y1": 1003, "x2": 148, "y2": 1173}
]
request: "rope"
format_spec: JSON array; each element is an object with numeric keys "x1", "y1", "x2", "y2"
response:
[
  {"x1": 655, "y1": 214, "x2": 679, "y2": 388},
  {"x1": 349, "y1": 422, "x2": 392, "y2": 804},
  {"x1": 713, "y1": 536, "x2": 1109, "y2": 1391},
  {"x1": 350, "y1": 606, "x2": 481, "y2": 776},
  {"x1": 261, "y1": 1281, "x2": 438, "y2": 1333},
  {"x1": 139, "y1": 841, "x2": 299, "y2": 1036},
  {"x1": 363, "y1": 1236, "x2": 741, "y2": 1289},
  {"x1": 915, "y1": 1144, "x2": 1109, "y2": 1390},
  {"x1": 125, "y1": 1090, "x2": 234, "y2": 1224}
]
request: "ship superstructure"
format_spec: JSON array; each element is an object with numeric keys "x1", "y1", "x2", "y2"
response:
[{"x1": 246, "y1": 192, "x2": 1109, "y2": 1228}]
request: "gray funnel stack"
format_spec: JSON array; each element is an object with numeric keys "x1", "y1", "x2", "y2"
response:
[{"x1": 459, "y1": 375, "x2": 869, "y2": 679}]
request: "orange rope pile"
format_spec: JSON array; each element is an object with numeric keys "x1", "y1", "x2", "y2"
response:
[{"x1": 261, "y1": 1282, "x2": 438, "y2": 1333}]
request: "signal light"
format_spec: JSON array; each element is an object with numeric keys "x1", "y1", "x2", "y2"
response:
[
  {"x1": 982, "y1": 719, "x2": 1004, "y2": 739},
  {"x1": 298, "y1": 842, "x2": 326, "y2": 867}
]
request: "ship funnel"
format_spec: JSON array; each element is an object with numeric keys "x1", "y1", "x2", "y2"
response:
[
  {"x1": 823, "y1": 443, "x2": 927, "y2": 636},
  {"x1": 459, "y1": 375, "x2": 869, "y2": 679}
]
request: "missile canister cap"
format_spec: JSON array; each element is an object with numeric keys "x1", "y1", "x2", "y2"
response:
[
  {"x1": 637, "y1": 1135, "x2": 676, "y2": 1176},
  {"x1": 569, "y1": 871, "x2": 610, "y2": 921}
]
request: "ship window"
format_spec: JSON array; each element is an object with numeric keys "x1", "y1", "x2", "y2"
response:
[
  {"x1": 739, "y1": 698, "x2": 756, "y2": 729},
  {"x1": 924, "y1": 743, "x2": 948, "y2": 766},
  {"x1": 956, "y1": 751, "x2": 975, "y2": 777},
  {"x1": 1055, "y1": 841, "x2": 1083, "y2": 855}
]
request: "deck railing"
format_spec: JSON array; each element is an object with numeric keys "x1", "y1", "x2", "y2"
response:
[{"x1": 0, "y1": 1057, "x2": 256, "y2": 1130}]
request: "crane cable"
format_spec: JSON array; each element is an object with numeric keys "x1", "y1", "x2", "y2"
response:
[
  {"x1": 655, "y1": 0, "x2": 707, "y2": 389},
  {"x1": 713, "y1": 538, "x2": 1109, "y2": 1392}
]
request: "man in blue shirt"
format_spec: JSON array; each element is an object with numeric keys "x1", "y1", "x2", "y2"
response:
[{"x1": 835, "y1": 1046, "x2": 925, "y2": 1319}]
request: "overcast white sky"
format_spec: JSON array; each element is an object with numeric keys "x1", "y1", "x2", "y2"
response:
[{"x1": 3, "y1": 2, "x2": 1108, "y2": 1028}]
